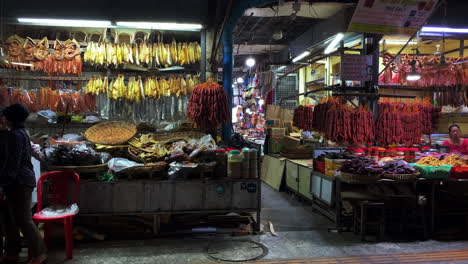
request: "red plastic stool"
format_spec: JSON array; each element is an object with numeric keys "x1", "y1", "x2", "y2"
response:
[{"x1": 32, "y1": 171, "x2": 80, "y2": 259}]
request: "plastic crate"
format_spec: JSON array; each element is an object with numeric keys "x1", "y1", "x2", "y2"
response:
[
  {"x1": 450, "y1": 167, "x2": 468, "y2": 179},
  {"x1": 313, "y1": 160, "x2": 325, "y2": 174},
  {"x1": 412, "y1": 164, "x2": 452, "y2": 179}
]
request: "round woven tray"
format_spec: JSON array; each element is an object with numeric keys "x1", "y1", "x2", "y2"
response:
[
  {"x1": 153, "y1": 131, "x2": 206, "y2": 142},
  {"x1": 382, "y1": 172, "x2": 420, "y2": 181},
  {"x1": 340, "y1": 172, "x2": 381, "y2": 182},
  {"x1": 119, "y1": 161, "x2": 168, "y2": 174},
  {"x1": 85, "y1": 122, "x2": 137, "y2": 145},
  {"x1": 47, "y1": 163, "x2": 108, "y2": 174}
]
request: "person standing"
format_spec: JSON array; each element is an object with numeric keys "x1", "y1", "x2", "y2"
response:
[
  {"x1": 443, "y1": 124, "x2": 468, "y2": 155},
  {"x1": 0, "y1": 104, "x2": 46, "y2": 264}
]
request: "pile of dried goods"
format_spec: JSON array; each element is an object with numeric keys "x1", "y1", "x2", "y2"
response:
[
  {"x1": 340, "y1": 157, "x2": 384, "y2": 176},
  {"x1": 383, "y1": 160, "x2": 417, "y2": 174}
]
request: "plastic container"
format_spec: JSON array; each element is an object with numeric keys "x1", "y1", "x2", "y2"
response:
[
  {"x1": 249, "y1": 148, "x2": 258, "y2": 178},
  {"x1": 228, "y1": 150, "x2": 243, "y2": 178},
  {"x1": 420, "y1": 146, "x2": 431, "y2": 153},
  {"x1": 242, "y1": 148, "x2": 251, "y2": 178},
  {"x1": 412, "y1": 164, "x2": 452, "y2": 179},
  {"x1": 450, "y1": 167, "x2": 468, "y2": 179},
  {"x1": 354, "y1": 149, "x2": 365, "y2": 156},
  {"x1": 215, "y1": 149, "x2": 227, "y2": 178},
  {"x1": 313, "y1": 160, "x2": 325, "y2": 174}
]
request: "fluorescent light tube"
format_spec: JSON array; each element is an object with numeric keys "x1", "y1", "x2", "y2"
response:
[
  {"x1": 379, "y1": 40, "x2": 418, "y2": 45},
  {"x1": 292, "y1": 51, "x2": 311, "y2": 62},
  {"x1": 10, "y1": 62, "x2": 34, "y2": 67},
  {"x1": 276, "y1": 66, "x2": 286, "y2": 71},
  {"x1": 18, "y1": 18, "x2": 111, "y2": 28},
  {"x1": 324, "y1": 33, "x2": 344, "y2": 54},
  {"x1": 421, "y1": 26, "x2": 468, "y2": 33},
  {"x1": 316, "y1": 60, "x2": 327, "y2": 64},
  {"x1": 117, "y1": 21, "x2": 202, "y2": 31},
  {"x1": 407, "y1": 73, "x2": 421, "y2": 81}
]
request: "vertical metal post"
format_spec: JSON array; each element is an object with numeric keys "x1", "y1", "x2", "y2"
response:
[
  {"x1": 222, "y1": 30, "x2": 234, "y2": 141},
  {"x1": 460, "y1": 40, "x2": 464, "y2": 57},
  {"x1": 200, "y1": 29, "x2": 207, "y2": 82},
  {"x1": 340, "y1": 40, "x2": 346, "y2": 90}
]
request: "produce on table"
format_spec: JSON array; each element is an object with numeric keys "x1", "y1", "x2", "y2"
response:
[
  {"x1": 416, "y1": 156, "x2": 442, "y2": 166},
  {"x1": 187, "y1": 81, "x2": 230, "y2": 128},
  {"x1": 293, "y1": 105, "x2": 313, "y2": 131},
  {"x1": 383, "y1": 160, "x2": 417, "y2": 174},
  {"x1": 129, "y1": 134, "x2": 217, "y2": 163},
  {"x1": 441, "y1": 154, "x2": 467, "y2": 167},
  {"x1": 340, "y1": 157, "x2": 384, "y2": 175},
  {"x1": 317, "y1": 152, "x2": 356, "y2": 161},
  {"x1": 43, "y1": 143, "x2": 110, "y2": 166},
  {"x1": 129, "y1": 134, "x2": 171, "y2": 161}
]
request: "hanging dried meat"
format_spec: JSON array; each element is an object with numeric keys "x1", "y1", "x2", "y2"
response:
[
  {"x1": 5, "y1": 35, "x2": 82, "y2": 74},
  {"x1": 293, "y1": 105, "x2": 314, "y2": 131},
  {"x1": 187, "y1": 81, "x2": 230, "y2": 128}
]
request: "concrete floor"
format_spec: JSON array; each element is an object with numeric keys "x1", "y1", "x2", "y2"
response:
[{"x1": 44, "y1": 183, "x2": 468, "y2": 264}]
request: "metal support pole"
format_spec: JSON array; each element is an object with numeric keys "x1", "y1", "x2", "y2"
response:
[
  {"x1": 201, "y1": 29, "x2": 207, "y2": 82},
  {"x1": 222, "y1": 30, "x2": 234, "y2": 141}
]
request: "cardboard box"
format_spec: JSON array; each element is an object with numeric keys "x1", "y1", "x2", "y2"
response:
[
  {"x1": 268, "y1": 128, "x2": 286, "y2": 136},
  {"x1": 268, "y1": 136, "x2": 284, "y2": 154},
  {"x1": 266, "y1": 119, "x2": 284, "y2": 128},
  {"x1": 282, "y1": 136, "x2": 301, "y2": 149}
]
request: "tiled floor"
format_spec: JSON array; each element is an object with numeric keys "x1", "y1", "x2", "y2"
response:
[{"x1": 44, "y1": 183, "x2": 468, "y2": 264}]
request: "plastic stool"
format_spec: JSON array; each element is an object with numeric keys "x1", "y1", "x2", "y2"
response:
[{"x1": 354, "y1": 201, "x2": 386, "y2": 242}]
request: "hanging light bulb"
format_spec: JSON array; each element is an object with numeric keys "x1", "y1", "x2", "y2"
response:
[
  {"x1": 236, "y1": 77, "x2": 244, "y2": 84},
  {"x1": 407, "y1": 60, "x2": 421, "y2": 81},
  {"x1": 246, "y1": 57, "x2": 255, "y2": 67}
]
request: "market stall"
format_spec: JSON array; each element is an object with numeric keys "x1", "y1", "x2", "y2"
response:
[{"x1": 0, "y1": 24, "x2": 263, "y2": 232}]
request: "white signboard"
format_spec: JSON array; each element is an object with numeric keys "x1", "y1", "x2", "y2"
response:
[{"x1": 348, "y1": 0, "x2": 439, "y2": 35}]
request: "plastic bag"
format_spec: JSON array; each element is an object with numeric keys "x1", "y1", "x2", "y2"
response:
[
  {"x1": 35, "y1": 203, "x2": 79, "y2": 217},
  {"x1": 108, "y1": 158, "x2": 143, "y2": 172},
  {"x1": 57, "y1": 134, "x2": 84, "y2": 142},
  {"x1": 168, "y1": 161, "x2": 198, "y2": 180}
]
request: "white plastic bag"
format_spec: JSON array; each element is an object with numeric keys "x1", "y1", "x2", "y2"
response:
[
  {"x1": 108, "y1": 158, "x2": 143, "y2": 172},
  {"x1": 35, "y1": 203, "x2": 79, "y2": 217}
]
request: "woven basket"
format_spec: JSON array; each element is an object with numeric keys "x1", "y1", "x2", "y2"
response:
[
  {"x1": 382, "y1": 172, "x2": 420, "y2": 181},
  {"x1": 85, "y1": 122, "x2": 136, "y2": 145},
  {"x1": 119, "y1": 162, "x2": 168, "y2": 174},
  {"x1": 340, "y1": 172, "x2": 381, "y2": 182},
  {"x1": 153, "y1": 131, "x2": 206, "y2": 142},
  {"x1": 128, "y1": 146, "x2": 168, "y2": 163},
  {"x1": 47, "y1": 163, "x2": 108, "y2": 174}
]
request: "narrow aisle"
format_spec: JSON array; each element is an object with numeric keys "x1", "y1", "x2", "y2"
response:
[{"x1": 260, "y1": 183, "x2": 330, "y2": 232}]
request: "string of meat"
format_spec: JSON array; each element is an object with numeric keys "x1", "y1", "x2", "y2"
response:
[
  {"x1": 293, "y1": 105, "x2": 314, "y2": 131},
  {"x1": 187, "y1": 81, "x2": 230, "y2": 128},
  {"x1": 1, "y1": 87, "x2": 95, "y2": 114},
  {"x1": 312, "y1": 98, "x2": 374, "y2": 144},
  {"x1": 5, "y1": 35, "x2": 82, "y2": 74}
]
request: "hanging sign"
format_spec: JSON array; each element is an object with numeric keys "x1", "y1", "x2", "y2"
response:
[
  {"x1": 341, "y1": 55, "x2": 373, "y2": 81},
  {"x1": 348, "y1": 0, "x2": 439, "y2": 35}
]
